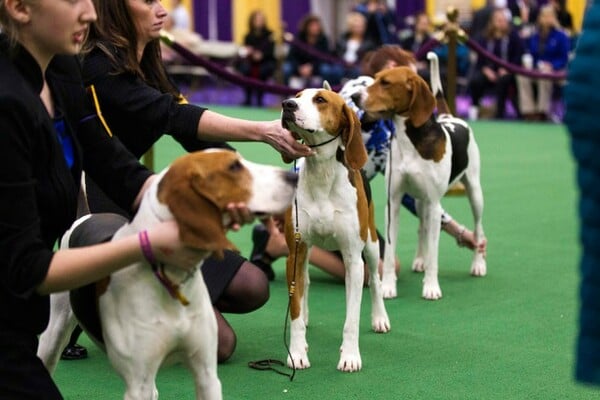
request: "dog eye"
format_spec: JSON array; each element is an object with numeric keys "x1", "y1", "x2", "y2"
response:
[
  {"x1": 314, "y1": 96, "x2": 326, "y2": 104},
  {"x1": 380, "y1": 79, "x2": 390, "y2": 87},
  {"x1": 229, "y1": 160, "x2": 243, "y2": 172}
]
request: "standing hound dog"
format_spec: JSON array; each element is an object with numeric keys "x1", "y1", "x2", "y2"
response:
[
  {"x1": 281, "y1": 87, "x2": 390, "y2": 372},
  {"x1": 361, "y1": 56, "x2": 487, "y2": 300},
  {"x1": 38, "y1": 150, "x2": 297, "y2": 400}
]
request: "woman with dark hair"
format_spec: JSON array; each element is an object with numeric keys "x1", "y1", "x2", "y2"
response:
[
  {"x1": 0, "y1": 0, "x2": 215, "y2": 396},
  {"x1": 282, "y1": 13, "x2": 342, "y2": 87},
  {"x1": 77, "y1": 0, "x2": 312, "y2": 363},
  {"x1": 235, "y1": 9, "x2": 277, "y2": 106}
]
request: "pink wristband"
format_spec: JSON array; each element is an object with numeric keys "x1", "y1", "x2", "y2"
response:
[{"x1": 138, "y1": 230, "x2": 156, "y2": 264}]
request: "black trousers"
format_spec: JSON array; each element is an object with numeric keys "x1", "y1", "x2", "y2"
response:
[{"x1": 0, "y1": 333, "x2": 63, "y2": 399}]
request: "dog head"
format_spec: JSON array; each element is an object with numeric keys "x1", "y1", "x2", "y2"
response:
[
  {"x1": 281, "y1": 87, "x2": 367, "y2": 170},
  {"x1": 157, "y1": 150, "x2": 298, "y2": 258},
  {"x1": 363, "y1": 66, "x2": 435, "y2": 127}
]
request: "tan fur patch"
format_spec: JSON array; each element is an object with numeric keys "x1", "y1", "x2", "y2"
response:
[{"x1": 284, "y1": 207, "x2": 307, "y2": 320}]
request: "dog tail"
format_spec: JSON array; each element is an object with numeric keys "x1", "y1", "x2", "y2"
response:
[{"x1": 427, "y1": 52, "x2": 451, "y2": 115}]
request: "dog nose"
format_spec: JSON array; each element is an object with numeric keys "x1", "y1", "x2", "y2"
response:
[
  {"x1": 283, "y1": 171, "x2": 299, "y2": 187},
  {"x1": 282, "y1": 99, "x2": 298, "y2": 111},
  {"x1": 350, "y1": 92, "x2": 362, "y2": 106}
]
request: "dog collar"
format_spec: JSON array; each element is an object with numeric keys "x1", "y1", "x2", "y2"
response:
[{"x1": 306, "y1": 134, "x2": 340, "y2": 148}]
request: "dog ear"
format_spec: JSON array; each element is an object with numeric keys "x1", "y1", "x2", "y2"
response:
[
  {"x1": 408, "y1": 74, "x2": 436, "y2": 127},
  {"x1": 159, "y1": 171, "x2": 238, "y2": 260},
  {"x1": 323, "y1": 80, "x2": 332, "y2": 91},
  {"x1": 340, "y1": 102, "x2": 368, "y2": 170}
]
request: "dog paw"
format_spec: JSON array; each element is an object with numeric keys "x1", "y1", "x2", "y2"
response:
[
  {"x1": 372, "y1": 313, "x2": 391, "y2": 333},
  {"x1": 337, "y1": 352, "x2": 362, "y2": 372},
  {"x1": 422, "y1": 282, "x2": 442, "y2": 300},
  {"x1": 287, "y1": 352, "x2": 311, "y2": 370},
  {"x1": 412, "y1": 257, "x2": 425, "y2": 272},
  {"x1": 470, "y1": 257, "x2": 487, "y2": 277},
  {"x1": 381, "y1": 283, "x2": 397, "y2": 299}
]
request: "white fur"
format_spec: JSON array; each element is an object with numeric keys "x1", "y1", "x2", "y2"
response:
[
  {"x1": 38, "y1": 151, "x2": 296, "y2": 400},
  {"x1": 282, "y1": 89, "x2": 390, "y2": 373}
]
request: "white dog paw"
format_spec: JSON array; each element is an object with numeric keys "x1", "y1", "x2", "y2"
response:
[
  {"x1": 337, "y1": 352, "x2": 362, "y2": 372},
  {"x1": 372, "y1": 314, "x2": 391, "y2": 333},
  {"x1": 422, "y1": 282, "x2": 442, "y2": 300},
  {"x1": 470, "y1": 258, "x2": 487, "y2": 277},
  {"x1": 412, "y1": 257, "x2": 425, "y2": 272},
  {"x1": 381, "y1": 283, "x2": 397, "y2": 299},
  {"x1": 287, "y1": 352, "x2": 311, "y2": 370}
]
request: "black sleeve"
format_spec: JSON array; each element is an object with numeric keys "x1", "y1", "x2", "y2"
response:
[
  {"x1": 83, "y1": 49, "x2": 218, "y2": 155},
  {"x1": 0, "y1": 97, "x2": 53, "y2": 298}
]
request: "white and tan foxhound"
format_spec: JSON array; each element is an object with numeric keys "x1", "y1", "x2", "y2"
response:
[
  {"x1": 38, "y1": 150, "x2": 297, "y2": 400},
  {"x1": 361, "y1": 59, "x2": 487, "y2": 301},
  {"x1": 281, "y1": 87, "x2": 390, "y2": 373}
]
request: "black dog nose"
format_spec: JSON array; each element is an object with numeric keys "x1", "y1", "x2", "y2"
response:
[
  {"x1": 350, "y1": 92, "x2": 362, "y2": 106},
  {"x1": 282, "y1": 99, "x2": 298, "y2": 111},
  {"x1": 283, "y1": 171, "x2": 299, "y2": 187}
]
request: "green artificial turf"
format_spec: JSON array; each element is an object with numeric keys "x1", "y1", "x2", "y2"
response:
[{"x1": 52, "y1": 108, "x2": 598, "y2": 399}]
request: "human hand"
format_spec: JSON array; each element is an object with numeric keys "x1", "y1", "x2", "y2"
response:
[
  {"x1": 482, "y1": 66, "x2": 496, "y2": 82},
  {"x1": 261, "y1": 120, "x2": 313, "y2": 161},
  {"x1": 145, "y1": 221, "x2": 205, "y2": 271},
  {"x1": 225, "y1": 202, "x2": 255, "y2": 231}
]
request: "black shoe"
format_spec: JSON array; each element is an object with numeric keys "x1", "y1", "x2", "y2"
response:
[
  {"x1": 250, "y1": 224, "x2": 275, "y2": 281},
  {"x1": 61, "y1": 343, "x2": 88, "y2": 360}
]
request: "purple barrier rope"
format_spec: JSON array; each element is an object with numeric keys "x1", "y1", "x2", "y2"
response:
[
  {"x1": 163, "y1": 36, "x2": 298, "y2": 96},
  {"x1": 465, "y1": 38, "x2": 567, "y2": 81},
  {"x1": 283, "y1": 35, "x2": 353, "y2": 67},
  {"x1": 414, "y1": 37, "x2": 441, "y2": 61},
  {"x1": 162, "y1": 35, "x2": 343, "y2": 96}
]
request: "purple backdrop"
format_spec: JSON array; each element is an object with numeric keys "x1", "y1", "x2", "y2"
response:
[{"x1": 192, "y1": 0, "x2": 427, "y2": 40}]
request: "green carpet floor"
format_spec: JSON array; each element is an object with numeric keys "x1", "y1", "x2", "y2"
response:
[{"x1": 52, "y1": 107, "x2": 598, "y2": 399}]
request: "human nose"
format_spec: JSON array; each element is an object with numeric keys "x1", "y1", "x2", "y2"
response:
[{"x1": 82, "y1": 0, "x2": 97, "y2": 22}]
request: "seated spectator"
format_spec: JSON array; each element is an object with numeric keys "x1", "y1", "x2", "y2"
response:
[
  {"x1": 235, "y1": 10, "x2": 277, "y2": 106},
  {"x1": 516, "y1": 4, "x2": 570, "y2": 121},
  {"x1": 353, "y1": 0, "x2": 397, "y2": 46},
  {"x1": 400, "y1": 11, "x2": 432, "y2": 54},
  {"x1": 468, "y1": 7, "x2": 524, "y2": 120},
  {"x1": 399, "y1": 11, "x2": 433, "y2": 83},
  {"x1": 283, "y1": 14, "x2": 341, "y2": 88},
  {"x1": 509, "y1": 0, "x2": 540, "y2": 39},
  {"x1": 335, "y1": 11, "x2": 377, "y2": 80}
]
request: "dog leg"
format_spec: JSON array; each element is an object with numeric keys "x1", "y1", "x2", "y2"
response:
[
  {"x1": 363, "y1": 238, "x2": 391, "y2": 333},
  {"x1": 412, "y1": 198, "x2": 425, "y2": 273},
  {"x1": 462, "y1": 175, "x2": 487, "y2": 277},
  {"x1": 382, "y1": 168, "x2": 403, "y2": 299},
  {"x1": 417, "y1": 201, "x2": 443, "y2": 300},
  {"x1": 37, "y1": 291, "x2": 78, "y2": 374},
  {"x1": 337, "y1": 249, "x2": 365, "y2": 372},
  {"x1": 185, "y1": 300, "x2": 222, "y2": 400},
  {"x1": 286, "y1": 241, "x2": 311, "y2": 369}
]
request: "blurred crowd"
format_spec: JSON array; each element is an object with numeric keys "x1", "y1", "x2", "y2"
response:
[{"x1": 167, "y1": 0, "x2": 577, "y2": 122}]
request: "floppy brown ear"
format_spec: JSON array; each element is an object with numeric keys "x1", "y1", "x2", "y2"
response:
[
  {"x1": 341, "y1": 102, "x2": 368, "y2": 170},
  {"x1": 160, "y1": 172, "x2": 238, "y2": 260},
  {"x1": 408, "y1": 74, "x2": 436, "y2": 127}
]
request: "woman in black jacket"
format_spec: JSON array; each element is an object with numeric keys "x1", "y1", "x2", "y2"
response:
[
  {"x1": 235, "y1": 9, "x2": 277, "y2": 106},
  {"x1": 0, "y1": 0, "x2": 206, "y2": 397}
]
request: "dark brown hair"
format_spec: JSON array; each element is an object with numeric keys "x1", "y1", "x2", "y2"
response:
[
  {"x1": 83, "y1": 0, "x2": 179, "y2": 98},
  {"x1": 361, "y1": 45, "x2": 416, "y2": 76}
]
